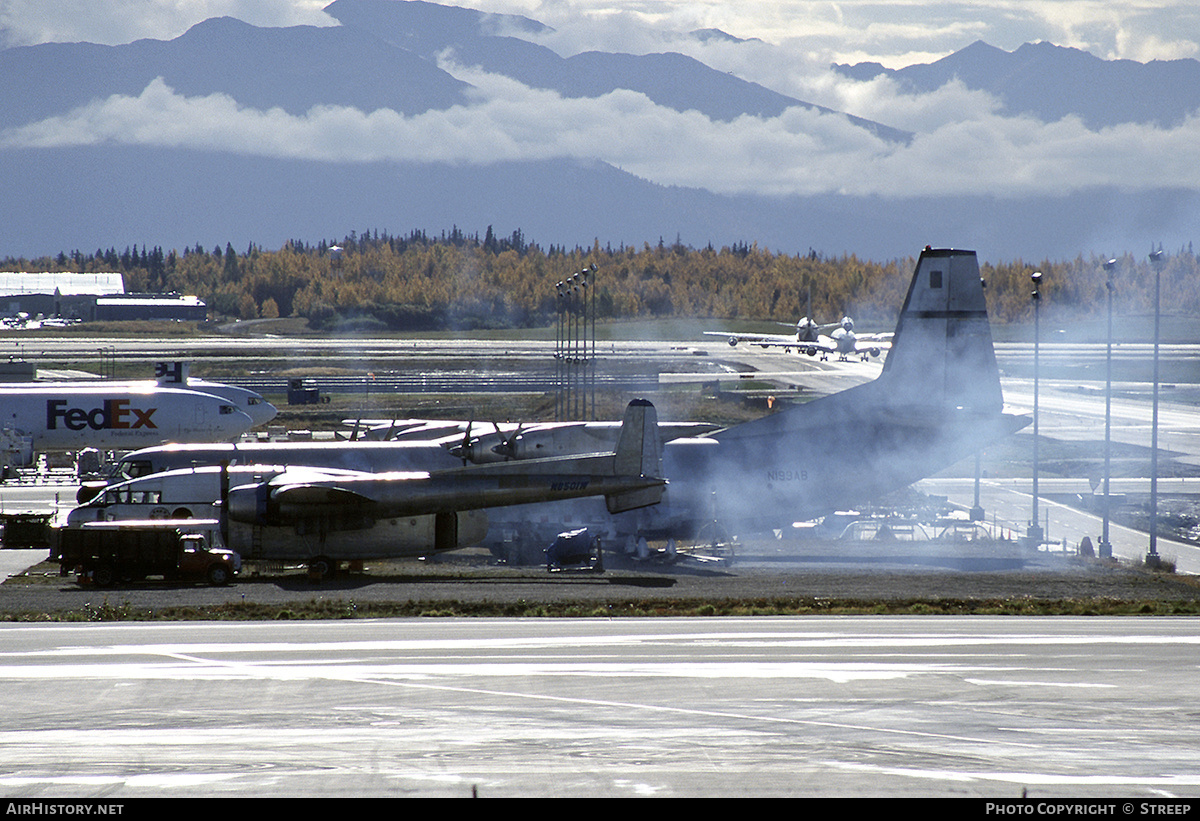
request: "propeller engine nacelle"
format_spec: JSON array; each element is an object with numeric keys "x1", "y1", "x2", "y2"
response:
[
  {"x1": 490, "y1": 425, "x2": 607, "y2": 461},
  {"x1": 448, "y1": 436, "x2": 488, "y2": 463},
  {"x1": 449, "y1": 421, "x2": 524, "y2": 464}
]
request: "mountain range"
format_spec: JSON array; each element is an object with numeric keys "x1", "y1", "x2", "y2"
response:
[
  {"x1": 1, "y1": 0, "x2": 1198, "y2": 263},
  {"x1": 834, "y1": 40, "x2": 1200, "y2": 130}
]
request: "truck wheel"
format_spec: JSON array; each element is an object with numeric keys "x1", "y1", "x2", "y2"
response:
[
  {"x1": 92, "y1": 565, "x2": 116, "y2": 587},
  {"x1": 206, "y1": 564, "x2": 231, "y2": 587},
  {"x1": 307, "y1": 557, "x2": 335, "y2": 581}
]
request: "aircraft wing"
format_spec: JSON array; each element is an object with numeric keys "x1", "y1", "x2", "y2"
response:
[
  {"x1": 703, "y1": 331, "x2": 833, "y2": 352},
  {"x1": 852, "y1": 333, "x2": 893, "y2": 355}
]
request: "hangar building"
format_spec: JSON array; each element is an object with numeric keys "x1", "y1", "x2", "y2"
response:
[{"x1": 0, "y1": 273, "x2": 206, "y2": 321}]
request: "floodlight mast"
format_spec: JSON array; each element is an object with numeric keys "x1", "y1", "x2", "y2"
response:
[
  {"x1": 1100, "y1": 258, "x2": 1117, "y2": 559},
  {"x1": 555, "y1": 281, "x2": 565, "y2": 421},
  {"x1": 1027, "y1": 271, "x2": 1044, "y2": 548},
  {"x1": 1148, "y1": 248, "x2": 1165, "y2": 566},
  {"x1": 553, "y1": 265, "x2": 598, "y2": 421}
]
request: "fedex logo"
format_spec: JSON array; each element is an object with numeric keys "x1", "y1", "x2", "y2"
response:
[{"x1": 47, "y1": 399, "x2": 157, "y2": 431}]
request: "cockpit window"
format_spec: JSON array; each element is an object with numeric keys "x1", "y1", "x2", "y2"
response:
[
  {"x1": 220, "y1": 405, "x2": 234, "y2": 414},
  {"x1": 101, "y1": 487, "x2": 161, "y2": 505},
  {"x1": 120, "y1": 459, "x2": 152, "y2": 479}
]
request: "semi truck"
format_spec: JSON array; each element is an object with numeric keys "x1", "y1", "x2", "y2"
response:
[{"x1": 51, "y1": 519, "x2": 240, "y2": 587}]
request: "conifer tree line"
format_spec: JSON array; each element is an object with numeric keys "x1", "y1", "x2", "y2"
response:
[{"x1": 6, "y1": 229, "x2": 1200, "y2": 331}]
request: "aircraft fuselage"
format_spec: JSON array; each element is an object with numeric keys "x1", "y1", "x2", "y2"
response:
[{"x1": 1, "y1": 385, "x2": 254, "y2": 457}]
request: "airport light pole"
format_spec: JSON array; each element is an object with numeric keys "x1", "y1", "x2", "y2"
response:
[
  {"x1": 1148, "y1": 248, "x2": 1165, "y2": 566},
  {"x1": 578, "y1": 270, "x2": 588, "y2": 421},
  {"x1": 970, "y1": 272, "x2": 987, "y2": 523},
  {"x1": 1027, "y1": 271, "x2": 1044, "y2": 548},
  {"x1": 555, "y1": 280, "x2": 565, "y2": 421},
  {"x1": 583, "y1": 264, "x2": 598, "y2": 421},
  {"x1": 568, "y1": 273, "x2": 580, "y2": 420},
  {"x1": 553, "y1": 266, "x2": 598, "y2": 421},
  {"x1": 1100, "y1": 258, "x2": 1117, "y2": 559}
]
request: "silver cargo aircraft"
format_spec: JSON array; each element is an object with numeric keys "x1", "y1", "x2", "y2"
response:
[{"x1": 68, "y1": 399, "x2": 666, "y2": 575}]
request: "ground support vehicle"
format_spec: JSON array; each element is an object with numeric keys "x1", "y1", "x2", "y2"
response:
[
  {"x1": 545, "y1": 528, "x2": 604, "y2": 572},
  {"x1": 51, "y1": 519, "x2": 239, "y2": 587},
  {"x1": 0, "y1": 513, "x2": 53, "y2": 548}
]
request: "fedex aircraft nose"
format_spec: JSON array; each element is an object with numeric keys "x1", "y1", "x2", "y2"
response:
[
  {"x1": 196, "y1": 382, "x2": 277, "y2": 427},
  {"x1": 223, "y1": 407, "x2": 254, "y2": 440},
  {"x1": 246, "y1": 396, "x2": 278, "y2": 427},
  {"x1": 209, "y1": 384, "x2": 276, "y2": 427},
  {"x1": 208, "y1": 401, "x2": 255, "y2": 441}
]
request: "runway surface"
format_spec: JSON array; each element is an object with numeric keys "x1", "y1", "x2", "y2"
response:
[{"x1": 0, "y1": 616, "x2": 1197, "y2": 798}]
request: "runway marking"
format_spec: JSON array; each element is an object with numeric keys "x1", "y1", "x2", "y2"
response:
[
  {"x1": 965, "y1": 678, "x2": 1117, "y2": 688},
  {"x1": 817, "y1": 760, "x2": 1200, "y2": 790},
  {"x1": 149, "y1": 650, "x2": 1046, "y2": 749}
]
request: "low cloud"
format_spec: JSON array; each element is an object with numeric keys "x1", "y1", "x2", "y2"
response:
[{"x1": 5, "y1": 68, "x2": 1200, "y2": 200}]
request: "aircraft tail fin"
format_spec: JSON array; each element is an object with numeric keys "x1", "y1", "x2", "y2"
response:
[
  {"x1": 613, "y1": 399, "x2": 661, "y2": 476},
  {"x1": 874, "y1": 247, "x2": 1003, "y2": 414},
  {"x1": 712, "y1": 247, "x2": 1009, "y2": 446},
  {"x1": 155, "y1": 362, "x2": 189, "y2": 385},
  {"x1": 607, "y1": 399, "x2": 665, "y2": 513}
]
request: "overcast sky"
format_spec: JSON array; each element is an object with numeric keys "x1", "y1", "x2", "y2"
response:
[{"x1": 2, "y1": 0, "x2": 1199, "y2": 202}]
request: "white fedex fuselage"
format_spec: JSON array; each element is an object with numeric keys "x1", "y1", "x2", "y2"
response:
[
  {"x1": 0, "y1": 384, "x2": 255, "y2": 454},
  {"x1": 4, "y1": 379, "x2": 277, "y2": 429}
]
